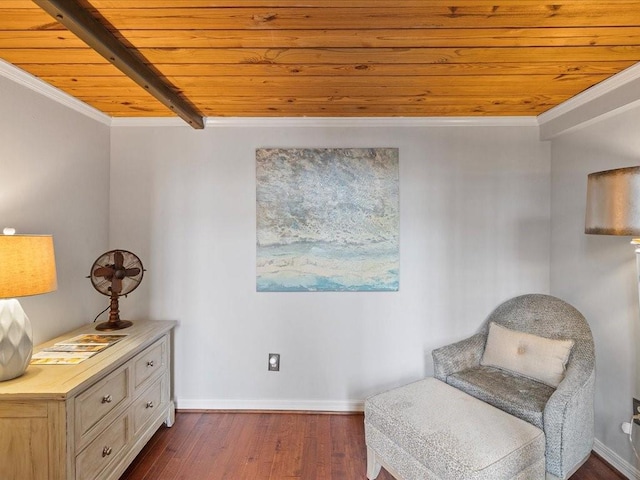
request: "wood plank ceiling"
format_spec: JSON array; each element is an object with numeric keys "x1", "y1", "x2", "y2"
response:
[{"x1": 1, "y1": 0, "x2": 640, "y2": 121}]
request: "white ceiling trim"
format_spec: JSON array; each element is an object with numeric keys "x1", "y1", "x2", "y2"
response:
[
  {"x1": 0, "y1": 59, "x2": 111, "y2": 126},
  {"x1": 539, "y1": 61, "x2": 640, "y2": 123},
  {"x1": 112, "y1": 116, "x2": 539, "y2": 128},
  {"x1": 539, "y1": 97, "x2": 640, "y2": 141},
  {"x1": 538, "y1": 61, "x2": 640, "y2": 140},
  {"x1": 110, "y1": 117, "x2": 189, "y2": 127},
  {"x1": 203, "y1": 116, "x2": 539, "y2": 128}
]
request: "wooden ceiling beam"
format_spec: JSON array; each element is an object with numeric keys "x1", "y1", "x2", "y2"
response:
[{"x1": 32, "y1": 0, "x2": 204, "y2": 129}]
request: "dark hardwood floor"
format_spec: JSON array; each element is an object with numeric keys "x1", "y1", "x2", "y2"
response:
[{"x1": 120, "y1": 412, "x2": 626, "y2": 480}]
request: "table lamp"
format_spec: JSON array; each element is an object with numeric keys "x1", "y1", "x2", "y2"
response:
[{"x1": 0, "y1": 228, "x2": 57, "y2": 381}]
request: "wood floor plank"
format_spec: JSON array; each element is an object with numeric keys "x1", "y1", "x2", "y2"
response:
[
  {"x1": 119, "y1": 411, "x2": 625, "y2": 480},
  {"x1": 268, "y1": 413, "x2": 304, "y2": 479},
  {"x1": 181, "y1": 413, "x2": 237, "y2": 479},
  {"x1": 220, "y1": 412, "x2": 264, "y2": 479},
  {"x1": 299, "y1": 416, "x2": 319, "y2": 480},
  {"x1": 155, "y1": 412, "x2": 211, "y2": 479},
  {"x1": 121, "y1": 411, "x2": 203, "y2": 480},
  {"x1": 314, "y1": 415, "x2": 332, "y2": 480}
]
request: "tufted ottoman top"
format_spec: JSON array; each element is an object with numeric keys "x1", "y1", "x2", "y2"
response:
[{"x1": 365, "y1": 377, "x2": 545, "y2": 479}]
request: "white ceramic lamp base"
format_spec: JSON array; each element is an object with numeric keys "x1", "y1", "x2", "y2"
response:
[{"x1": 0, "y1": 298, "x2": 33, "y2": 381}]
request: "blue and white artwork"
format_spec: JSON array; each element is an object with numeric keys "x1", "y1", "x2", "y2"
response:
[{"x1": 256, "y1": 148, "x2": 399, "y2": 292}]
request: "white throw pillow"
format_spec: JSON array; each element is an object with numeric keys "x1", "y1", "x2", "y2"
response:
[{"x1": 480, "y1": 322, "x2": 574, "y2": 388}]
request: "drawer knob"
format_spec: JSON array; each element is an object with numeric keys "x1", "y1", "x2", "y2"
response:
[
  {"x1": 146, "y1": 401, "x2": 154, "y2": 409},
  {"x1": 101, "y1": 394, "x2": 112, "y2": 404},
  {"x1": 102, "y1": 446, "x2": 112, "y2": 457},
  {"x1": 147, "y1": 360, "x2": 154, "y2": 367}
]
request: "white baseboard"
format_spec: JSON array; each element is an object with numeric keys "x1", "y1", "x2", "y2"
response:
[
  {"x1": 176, "y1": 398, "x2": 365, "y2": 412},
  {"x1": 594, "y1": 438, "x2": 640, "y2": 479}
]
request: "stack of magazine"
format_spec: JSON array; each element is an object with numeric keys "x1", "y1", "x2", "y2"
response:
[{"x1": 31, "y1": 333, "x2": 127, "y2": 365}]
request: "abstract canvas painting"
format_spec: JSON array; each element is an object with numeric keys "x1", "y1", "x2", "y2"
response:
[{"x1": 256, "y1": 148, "x2": 399, "y2": 292}]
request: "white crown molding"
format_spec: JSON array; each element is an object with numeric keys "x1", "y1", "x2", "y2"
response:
[
  {"x1": 175, "y1": 398, "x2": 364, "y2": 412},
  {"x1": 538, "y1": 61, "x2": 640, "y2": 140},
  {"x1": 539, "y1": 62, "x2": 640, "y2": 123},
  {"x1": 110, "y1": 116, "x2": 191, "y2": 127},
  {"x1": 593, "y1": 438, "x2": 640, "y2": 479},
  {"x1": 0, "y1": 59, "x2": 111, "y2": 126},
  {"x1": 112, "y1": 116, "x2": 539, "y2": 128},
  {"x1": 205, "y1": 116, "x2": 538, "y2": 128},
  {"x1": 541, "y1": 98, "x2": 640, "y2": 140}
]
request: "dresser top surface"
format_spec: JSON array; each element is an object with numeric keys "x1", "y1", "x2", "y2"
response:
[{"x1": 0, "y1": 319, "x2": 177, "y2": 399}]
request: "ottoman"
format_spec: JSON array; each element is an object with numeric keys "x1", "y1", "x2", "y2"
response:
[{"x1": 364, "y1": 377, "x2": 545, "y2": 480}]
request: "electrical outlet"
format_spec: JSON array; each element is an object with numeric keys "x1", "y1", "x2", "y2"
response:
[
  {"x1": 268, "y1": 353, "x2": 280, "y2": 371},
  {"x1": 634, "y1": 398, "x2": 640, "y2": 425}
]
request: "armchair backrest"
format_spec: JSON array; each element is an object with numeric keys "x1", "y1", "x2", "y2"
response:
[{"x1": 479, "y1": 294, "x2": 595, "y2": 376}]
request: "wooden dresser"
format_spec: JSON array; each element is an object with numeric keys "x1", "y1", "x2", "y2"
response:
[{"x1": 0, "y1": 319, "x2": 177, "y2": 480}]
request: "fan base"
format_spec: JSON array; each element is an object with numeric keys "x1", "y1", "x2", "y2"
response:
[{"x1": 95, "y1": 319, "x2": 133, "y2": 331}]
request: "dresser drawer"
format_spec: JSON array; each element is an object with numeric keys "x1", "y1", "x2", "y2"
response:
[
  {"x1": 75, "y1": 414, "x2": 128, "y2": 480},
  {"x1": 133, "y1": 375, "x2": 167, "y2": 436},
  {"x1": 75, "y1": 366, "x2": 129, "y2": 440},
  {"x1": 133, "y1": 336, "x2": 167, "y2": 391}
]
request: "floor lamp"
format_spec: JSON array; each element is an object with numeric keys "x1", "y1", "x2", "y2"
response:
[
  {"x1": 0, "y1": 229, "x2": 57, "y2": 381},
  {"x1": 585, "y1": 166, "x2": 640, "y2": 448}
]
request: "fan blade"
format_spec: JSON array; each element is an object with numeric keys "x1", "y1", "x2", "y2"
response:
[
  {"x1": 111, "y1": 277, "x2": 123, "y2": 294},
  {"x1": 113, "y1": 251, "x2": 124, "y2": 269},
  {"x1": 94, "y1": 266, "x2": 114, "y2": 278},
  {"x1": 124, "y1": 267, "x2": 141, "y2": 277}
]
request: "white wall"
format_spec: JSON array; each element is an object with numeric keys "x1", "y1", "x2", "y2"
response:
[
  {"x1": 0, "y1": 75, "x2": 110, "y2": 343},
  {"x1": 550, "y1": 104, "x2": 640, "y2": 471},
  {"x1": 110, "y1": 123, "x2": 550, "y2": 409}
]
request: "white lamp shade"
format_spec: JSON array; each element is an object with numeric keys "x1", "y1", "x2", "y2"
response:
[{"x1": 585, "y1": 166, "x2": 640, "y2": 236}]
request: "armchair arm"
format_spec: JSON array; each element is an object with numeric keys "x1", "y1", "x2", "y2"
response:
[
  {"x1": 543, "y1": 360, "x2": 595, "y2": 479},
  {"x1": 432, "y1": 333, "x2": 486, "y2": 381}
]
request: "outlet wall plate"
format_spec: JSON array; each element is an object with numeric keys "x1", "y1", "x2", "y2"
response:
[
  {"x1": 268, "y1": 353, "x2": 280, "y2": 371},
  {"x1": 634, "y1": 398, "x2": 640, "y2": 425}
]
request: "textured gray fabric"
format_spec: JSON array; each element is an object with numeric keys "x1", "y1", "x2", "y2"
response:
[
  {"x1": 366, "y1": 426, "x2": 544, "y2": 480},
  {"x1": 432, "y1": 333, "x2": 485, "y2": 381},
  {"x1": 447, "y1": 365, "x2": 554, "y2": 429},
  {"x1": 365, "y1": 377, "x2": 545, "y2": 480},
  {"x1": 431, "y1": 294, "x2": 595, "y2": 480}
]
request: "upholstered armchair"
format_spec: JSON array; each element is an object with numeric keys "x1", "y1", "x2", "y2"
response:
[{"x1": 432, "y1": 294, "x2": 595, "y2": 480}]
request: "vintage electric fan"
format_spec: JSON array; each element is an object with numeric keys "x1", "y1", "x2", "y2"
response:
[{"x1": 89, "y1": 250, "x2": 144, "y2": 331}]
